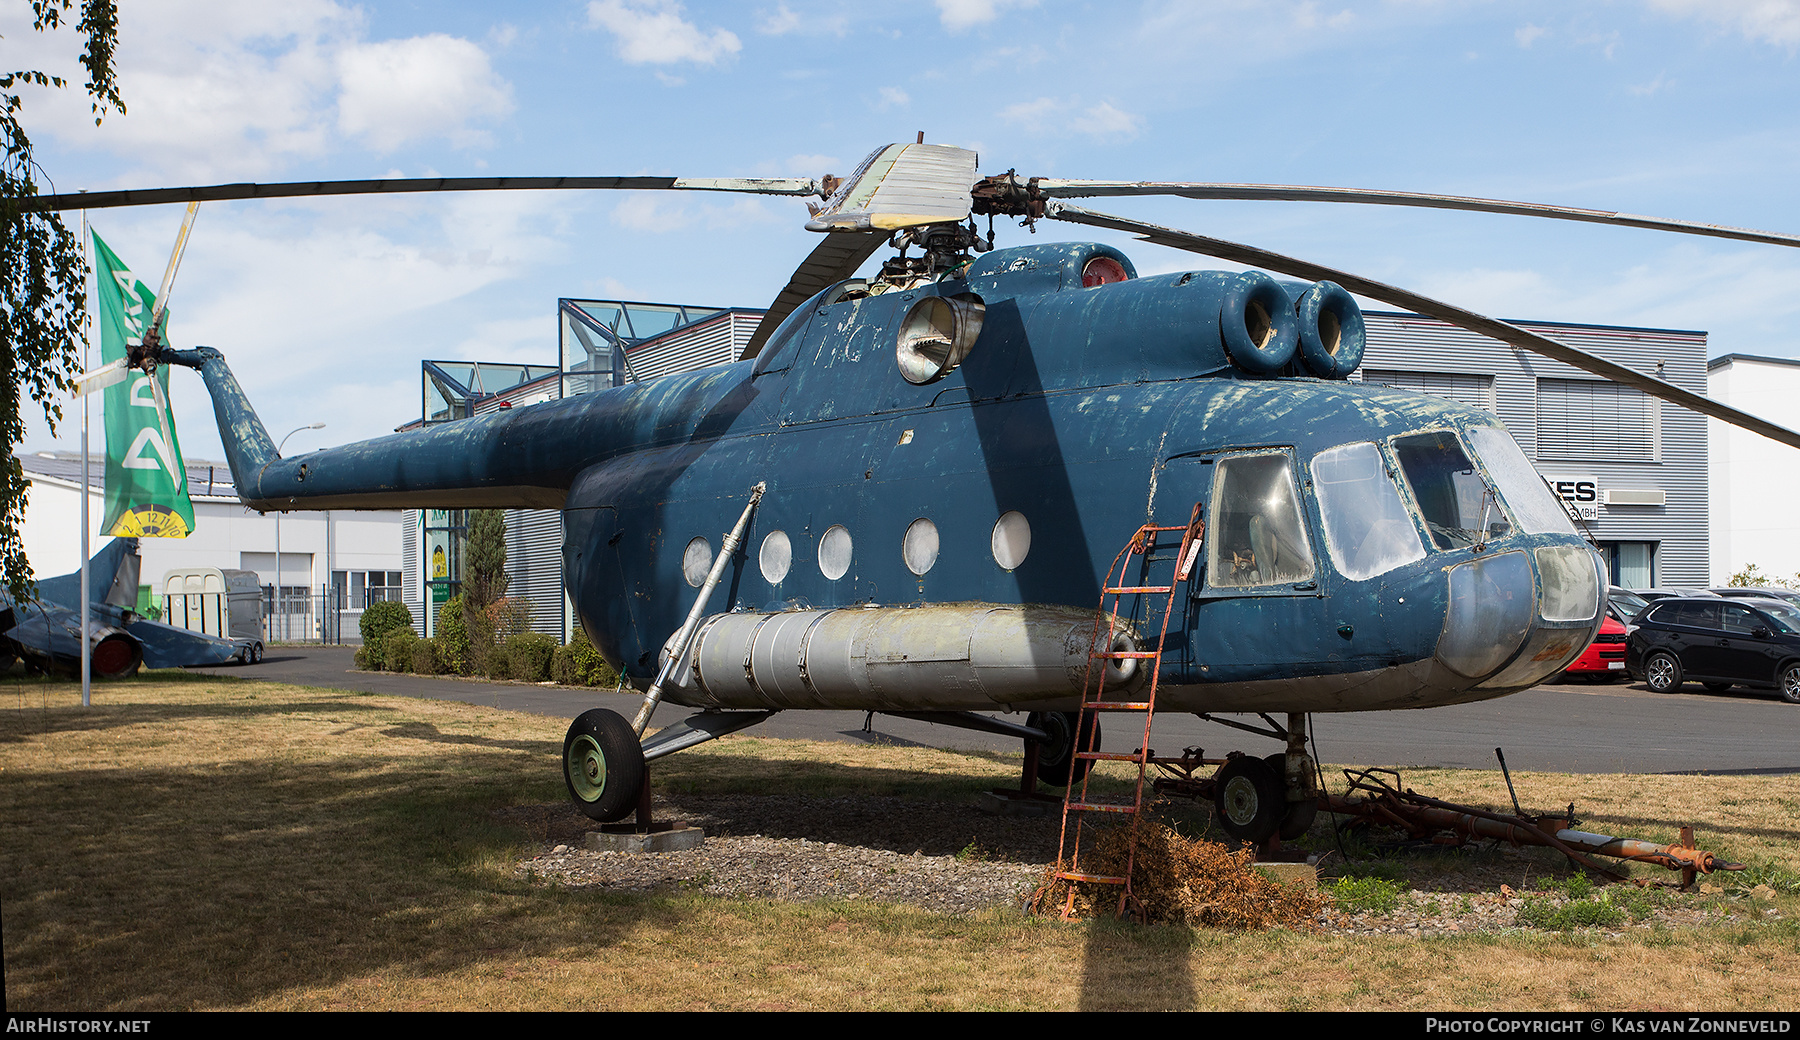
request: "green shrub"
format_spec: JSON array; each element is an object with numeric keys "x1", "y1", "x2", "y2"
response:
[
  {"x1": 1326, "y1": 876, "x2": 1402, "y2": 915},
  {"x1": 482, "y1": 637, "x2": 511, "y2": 680},
  {"x1": 507, "y1": 633, "x2": 557, "y2": 682},
  {"x1": 354, "y1": 641, "x2": 382, "y2": 671},
  {"x1": 552, "y1": 628, "x2": 618, "y2": 686},
  {"x1": 383, "y1": 626, "x2": 418, "y2": 672},
  {"x1": 410, "y1": 637, "x2": 441, "y2": 675},
  {"x1": 436, "y1": 596, "x2": 470, "y2": 674},
  {"x1": 1517, "y1": 894, "x2": 1627, "y2": 931},
  {"x1": 360, "y1": 600, "x2": 413, "y2": 644}
]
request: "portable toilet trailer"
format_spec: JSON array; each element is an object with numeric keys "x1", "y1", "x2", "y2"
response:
[{"x1": 162, "y1": 568, "x2": 263, "y2": 643}]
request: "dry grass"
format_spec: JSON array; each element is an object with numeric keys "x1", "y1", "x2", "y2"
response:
[
  {"x1": 1033, "y1": 822, "x2": 1328, "y2": 928},
  {"x1": 4, "y1": 674, "x2": 1800, "y2": 1011}
]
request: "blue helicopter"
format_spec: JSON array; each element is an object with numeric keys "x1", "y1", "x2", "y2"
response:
[{"x1": 33, "y1": 142, "x2": 1800, "y2": 841}]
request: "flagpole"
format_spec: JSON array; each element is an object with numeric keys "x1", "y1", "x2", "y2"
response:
[{"x1": 80, "y1": 200, "x2": 91, "y2": 708}]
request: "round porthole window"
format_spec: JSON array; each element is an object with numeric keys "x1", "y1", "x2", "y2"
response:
[
  {"x1": 682, "y1": 537, "x2": 713, "y2": 588},
  {"x1": 759, "y1": 530, "x2": 792, "y2": 584},
  {"x1": 818, "y1": 524, "x2": 853, "y2": 580},
  {"x1": 903, "y1": 518, "x2": 939, "y2": 576},
  {"x1": 991, "y1": 511, "x2": 1031, "y2": 570}
]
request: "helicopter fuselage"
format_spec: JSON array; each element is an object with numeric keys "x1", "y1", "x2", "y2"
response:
[{"x1": 180, "y1": 240, "x2": 1604, "y2": 717}]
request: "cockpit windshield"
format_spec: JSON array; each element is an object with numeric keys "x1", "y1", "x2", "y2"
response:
[
  {"x1": 1311, "y1": 441, "x2": 1426, "y2": 581},
  {"x1": 1391, "y1": 431, "x2": 1512, "y2": 550},
  {"x1": 1464, "y1": 426, "x2": 1580, "y2": 536}
]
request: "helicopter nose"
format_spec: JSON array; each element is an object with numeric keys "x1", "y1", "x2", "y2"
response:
[{"x1": 1435, "y1": 543, "x2": 1603, "y2": 689}]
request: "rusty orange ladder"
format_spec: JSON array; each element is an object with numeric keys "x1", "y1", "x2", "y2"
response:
[{"x1": 1047, "y1": 504, "x2": 1204, "y2": 919}]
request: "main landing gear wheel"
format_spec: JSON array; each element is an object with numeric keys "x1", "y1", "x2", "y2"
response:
[
  {"x1": 1213, "y1": 754, "x2": 1283, "y2": 844},
  {"x1": 1644, "y1": 652, "x2": 1683, "y2": 694},
  {"x1": 1264, "y1": 753, "x2": 1317, "y2": 840},
  {"x1": 1028, "y1": 710, "x2": 1100, "y2": 787},
  {"x1": 563, "y1": 708, "x2": 646, "y2": 822}
]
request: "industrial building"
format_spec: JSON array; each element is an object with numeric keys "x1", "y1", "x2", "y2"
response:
[{"x1": 1707, "y1": 353, "x2": 1800, "y2": 585}]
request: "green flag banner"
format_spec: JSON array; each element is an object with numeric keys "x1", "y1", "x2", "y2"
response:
[{"x1": 93, "y1": 230, "x2": 195, "y2": 538}]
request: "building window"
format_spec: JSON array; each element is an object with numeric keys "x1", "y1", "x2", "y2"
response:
[
  {"x1": 333, "y1": 570, "x2": 405, "y2": 610},
  {"x1": 1361, "y1": 369, "x2": 1497, "y2": 413},
  {"x1": 1536, "y1": 378, "x2": 1658, "y2": 462}
]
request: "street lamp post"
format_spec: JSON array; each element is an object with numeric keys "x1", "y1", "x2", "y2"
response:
[{"x1": 274, "y1": 423, "x2": 325, "y2": 642}]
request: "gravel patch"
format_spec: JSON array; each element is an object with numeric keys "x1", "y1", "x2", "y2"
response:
[{"x1": 502, "y1": 793, "x2": 1777, "y2": 932}]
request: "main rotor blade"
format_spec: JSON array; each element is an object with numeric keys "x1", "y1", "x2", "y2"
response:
[
  {"x1": 1034, "y1": 180, "x2": 1800, "y2": 250},
  {"x1": 1046, "y1": 201, "x2": 1800, "y2": 453},
  {"x1": 740, "y1": 230, "x2": 888, "y2": 360},
  {"x1": 19, "y1": 176, "x2": 820, "y2": 214}
]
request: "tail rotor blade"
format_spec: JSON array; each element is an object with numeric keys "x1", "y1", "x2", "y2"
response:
[
  {"x1": 146, "y1": 202, "x2": 201, "y2": 341},
  {"x1": 147, "y1": 372, "x2": 182, "y2": 494},
  {"x1": 72, "y1": 358, "x2": 130, "y2": 398}
]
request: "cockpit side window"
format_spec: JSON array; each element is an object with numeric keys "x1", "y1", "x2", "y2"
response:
[
  {"x1": 1391, "y1": 431, "x2": 1512, "y2": 550},
  {"x1": 1207, "y1": 452, "x2": 1316, "y2": 589},
  {"x1": 1311, "y1": 441, "x2": 1426, "y2": 581}
]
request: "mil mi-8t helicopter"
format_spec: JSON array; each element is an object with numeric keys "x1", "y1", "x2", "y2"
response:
[{"x1": 30, "y1": 141, "x2": 1800, "y2": 842}]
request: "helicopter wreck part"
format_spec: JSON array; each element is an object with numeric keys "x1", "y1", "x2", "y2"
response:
[
  {"x1": 1433, "y1": 545, "x2": 1601, "y2": 689},
  {"x1": 634, "y1": 482, "x2": 767, "y2": 736},
  {"x1": 1218, "y1": 272, "x2": 1300, "y2": 377},
  {"x1": 563, "y1": 708, "x2": 648, "y2": 823},
  {"x1": 803, "y1": 142, "x2": 980, "y2": 233},
  {"x1": 1043, "y1": 200, "x2": 1800, "y2": 453},
  {"x1": 1326, "y1": 768, "x2": 1743, "y2": 882},
  {"x1": 1272, "y1": 712, "x2": 1320, "y2": 840},
  {"x1": 667, "y1": 604, "x2": 1143, "y2": 712},
  {"x1": 638, "y1": 709, "x2": 780, "y2": 763},
  {"x1": 895, "y1": 293, "x2": 987, "y2": 385},
  {"x1": 1293, "y1": 280, "x2": 1366, "y2": 379}
]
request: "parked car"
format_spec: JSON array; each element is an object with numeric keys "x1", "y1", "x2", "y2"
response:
[
  {"x1": 1712, "y1": 587, "x2": 1800, "y2": 605},
  {"x1": 1559, "y1": 613, "x2": 1629, "y2": 681},
  {"x1": 1608, "y1": 586, "x2": 1650, "y2": 635},
  {"x1": 1633, "y1": 587, "x2": 1720, "y2": 602},
  {"x1": 1625, "y1": 597, "x2": 1800, "y2": 703}
]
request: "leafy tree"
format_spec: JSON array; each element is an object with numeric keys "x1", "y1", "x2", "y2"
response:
[{"x1": 2, "y1": 0, "x2": 122, "y2": 602}]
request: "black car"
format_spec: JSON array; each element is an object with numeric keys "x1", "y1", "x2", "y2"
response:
[{"x1": 1626, "y1": 597, "x2": 1800, "y2": 702}]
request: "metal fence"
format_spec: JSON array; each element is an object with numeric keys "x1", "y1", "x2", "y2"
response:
[{"x1": 263, "y1": 584, "x2": 393, "y2": 644}]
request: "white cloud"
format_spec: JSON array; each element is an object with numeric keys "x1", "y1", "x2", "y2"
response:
[
  {"x1": 1515, "y1": 23, "x2": 1547, "y2": 47},
  {"x1": 586, "y1": 1, "x2": 742, "y2": 65},
  {"x1": 1293, "y1": 2, "x2": 1355, "y2": 30},
  {"x1": 935, "y1": 0, "x2": 1039, "y2": 32},
  {"x1": 877, "y1": 86, "x2": 910, "y2": 109},
  {"x1": 337, "y1": 35, "x2": 515, "y2": 152},
  {"x1": 1629, "y1": 71, "x2": 1672, "y2": 96},
  {"x1": 1647, "y1": 0, "x2": 1800, "y2": 48},
  {"x1": 1, "y1": 1, "x2": 515, "y2": 182},
  {"x1": 999, "y1": 96, "x2": 1143, "y2": 140},
  {"x1": 758, "y1": 4, "x2": 803, "y2": 35}
]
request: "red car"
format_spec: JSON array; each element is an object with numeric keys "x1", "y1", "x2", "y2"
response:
[{"x1": 1559, "y1": 614, "x2": 1629, "y2": 681}]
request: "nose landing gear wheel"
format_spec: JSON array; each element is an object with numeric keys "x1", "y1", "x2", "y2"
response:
[
  {"x1": 1212, "y1": 754, "x2": 1283, "y2": 844},
  {"x1": 563, "y1": 708, "x2": 647, "y2": 822}
]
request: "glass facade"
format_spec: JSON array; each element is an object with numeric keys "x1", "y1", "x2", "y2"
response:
[{"x1": 558, "y1": 298, "x2": 728, "y2": 398}]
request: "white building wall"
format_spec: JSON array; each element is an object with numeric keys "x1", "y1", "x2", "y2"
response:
[
  {"x1": 17, "y1": 455, "x2": 403, "y2": 622},
  {"x1": 1708, "y1": 355, "x2": 1800, "y2": 585}
]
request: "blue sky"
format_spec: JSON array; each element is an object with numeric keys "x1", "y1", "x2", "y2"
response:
[{"x1": 5, "y1": 0, "x2": 1799, "y2": 461}]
